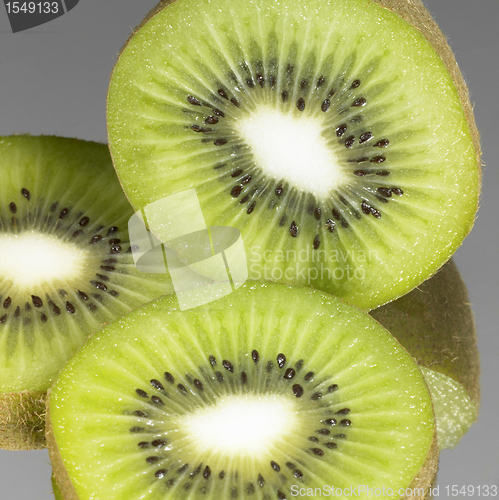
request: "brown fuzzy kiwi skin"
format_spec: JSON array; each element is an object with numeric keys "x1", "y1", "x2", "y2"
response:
[
  {"x1": 0, "y1": 391, "x2": 46, "y2": 450},
  {"x1": 370, "y1": 259, "x2": 480, "y2": 410}
]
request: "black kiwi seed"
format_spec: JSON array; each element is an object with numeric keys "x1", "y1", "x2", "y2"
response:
[
  {"x1": 0, "y1": 315, "x2": 7, "y2": 324},
  {"x1": 276, "y1": 353, "x2": 286, "y2": 368},
  {"x1": 317, "y1": 76, "x2": 325, "y2": 88},
  {"x1": 310, "y1": 448, "x2": 324, "y2": 456},
  {"x1": 107, "y1": 226, "x2": 118, "y2": 236},
  {"x1": 222, "y1": 360, "x2": 234, "y2": 372},
  {"x1": 352, "y1": 97, "x2": 366, "y2": 107},
  {"x1": 241, "y1": 372, "x2": 247, "y2": 384},
  {"x1": 281, "y1": 90, "x2": 288, "y2": 102},
  {"x1": 293, "y1": 469, "x2": 303, "y2": 479},
  {"x1": 371, "y1": 155, "x2": 386, "y2": 163},
  {"x1": 110, "y1": 244, "x2": 121, "y2": 254},
  {"x1": 344, "y1": 136, "x2": 355, "y2": 148},
  {"x1": 187, "y1": 96, "x2": 202, "y2": 106},
  {"x1": 231, "y1": 186, "x2": 243, "y2": 197},
  {"x1": 292, "y1": 384, "x2": 304, "y2": 398},
  {"x1": 284, "y1": 368, "x2": 295, "y2": 379},
  {"x1": 138, "y1": 441, "x2": 149, "y2": 448},
  {"x1": 89, "y1": 235, "x2": 103, "y2": 244},
  {"x1": 134, "y1": 410, "x2": 147, "y2": 417},
  {"x1": 151, "y1": 379, "x2": 164, "y2": 391},
  {"x1": 374, "y1": 139, "x2": 390, "y2": 147},
  {"x1": 219, "y1": 471, "x2": 226, "y2": 480},
  {"x1": 205, "y1": 116, "x2": 219, "y2": 125},
  {"x1": 257, "y1": 474, "x2": 265, "y2": 487},
  {"x1": 146, "y1": 456, "x2": 160, "y2": 464},
  {"x1": 177, "y1": 383, "x2": 187, "y2": 394},
  {"x1": 391, "y1": 187, "x2": 403, "y2": 196},
  {"x1": 359, "y1": 132, "x2": 373, "y2": 144},
  {"x1": 91, "y1": 281, "x2": 107, "y2": 291},
  {"x1": 304, "y1": 371, "x2": 314, "y2": 381},
  {"x1": 296, "y1": 98, "x2": 305, "y2": 111},
  {"x1": 216, "y1": 371, "x2": 224, "y2": 382},
  {"x1": 155, "y1": 469, "x2": 168, "y2": 478},
  {"x1": 313, "y1": 234, "x2": 321, "y2": 249},
  {"x1": 266, "y1": 361, "x2": 273, "y2": 373},
  {"x1": 325, "y1": 442, "x2": 338, "y2": 449},
  {"x1": 203, "y1": 466, "x2": 211, "y2": 479},
  {"x1": 308, "y1": 436, "x2": 319, "y2": 443},
  {"x1": 209, "y1": 355, "x2": 217, "y2": 367},
  {"x1": 21, "y1": 188, "x2": 31, "y2": 200},
  {"x1": 351, "y1": 79, "x2": 361, "y2": 88},
  {"x1": 31, "y1": 295, "x2": 43, "y2": 308},
  {"x1": 40, "y1": 313, "x2": 48, "y2": 323},
  {"x1": 324, "y1": 418, "x2": 337, "y2": 426},
  {"x1": 95, "y1": 274, "x2": 109, "y2": 282},
  {"x1": 340, "y1": 419, "x2": 352, "y2": 426},
  {"x1": 277, "y1": 491, "x2": 286, "y2": 500},
  {"x1": 72, "y1": 230, "x2": 83, "y2": 238},
  {"x1": 321, "y1": 99, "x2": 330, "y2": 112},
  {"x1": 152, "y1": 439, "x2": 166, "y2": 447},
  {"x1": 285, "y1": 462, "x2": 295, "y2": 470},
  {"x1": 247, "y1": 201, "x2": 256, "y2": 214},
  {"x1": 289, "y1": 221, "x2": 299, "y2": 237},
  {"x1": 164, "y1": 372, "x2": 175, "y2": 384},
  {"x1": 66, "y1": 302, "x2": 76, "y2": 314},
  {"x1": 109, "y1": 238, "x2": 121, "y2": 245},
  {"x1": 336, "y1": 124, "x2": 347, "y2": 137},
  {"x1": 256, "y1": 74, "x2": 265, "y2": 87},
  {"x1": 12, "y1": 307, "x2": 19, "y2": 319},
  {"x1": 336, "y1": 408, "x2": 351, "y2": 415},
  {"x1": 231, "y1": 169, "x2": 243, "y2": 178},
  {"x1": 79, "y1": 216, "x2": 90, "y2": 227},
  {"x1": 378, "y1": 187, "x2": 392, "y2": 197},
  {"x1": 136, "y1": 389, "x2": 148, "y2": 398},
  {"x1": 271, "y1": 461, "x2": 280, "y2": 472},
  {"x1": 251, "y1": 350, "x2": 259, "y2": 364},
  {"x1": 311, "y1": 392, "x2": 322, "y2": 400},
  {"x1": 193, "y1": 379, "x2": 203, "y2": 391},
  {"x1": 335, "y1": 433, "x2": 347, "y2": 439},
  {"x1": 9, "y1": 202, "x2": 17, "y2": 214},
  {"x1": 275, "y1": 185, "x2": 283, "y2": 196},
  {"x1": 317, "y1": 429, "x2": 330, "y2": 435},
  {"x1": 218, "y1": 89, "x2": 228, "y2": 99}
]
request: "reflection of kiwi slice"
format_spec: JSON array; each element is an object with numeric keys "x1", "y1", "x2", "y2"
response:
[
  {"x1": 0, "y1": 135, "x2": 172, "y2": 450},
  {"x1": 107, "y1": 0, "x2": 480, "y2": 311},
  {"x1": 47, "y1": 283, "x2": 437, "y2": 500},
  {"x1": 371, "y1": 259, "x2": 480, "y2": 450}
]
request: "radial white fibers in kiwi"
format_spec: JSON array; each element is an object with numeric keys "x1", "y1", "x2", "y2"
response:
[
  {"x1": 0, "y1": 135, "x2": 173, "y2": 450},
  {"x1": 47, "y1": 283, "x2": 437, "y2": 500},
  {"x1": 107, "y1": 0, "x2": 480, "y2": 311},
  {"x1": 371, "y1": 259, "x2": 480, "y2": 450}
]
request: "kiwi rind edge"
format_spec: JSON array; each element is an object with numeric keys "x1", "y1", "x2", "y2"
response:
[
  {"x1": 0, "y1": 390, "x2": 46, "y2": 450},
  {"x1": 371, "y1": 259, "x2": 480, "y2": 412}
]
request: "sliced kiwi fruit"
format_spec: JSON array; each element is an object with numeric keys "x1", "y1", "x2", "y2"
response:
[
  {"x1": 47, "y1": 283, "x2": 437, "y2": 500},
  {"x1": 107, "y1": 0, "x2": 480, "y2": 311},
  {"x1": 371, "y1": 259, "x2": 480, "y2": 450},
  {"x1": 0, "y1": 135, "x2": 173, "y2": 450}
]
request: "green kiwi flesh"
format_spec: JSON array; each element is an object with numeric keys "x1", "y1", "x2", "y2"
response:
[
  {"x1": 371, "y1": 259, "x2": 480, "y2": 449},
  {"x1": 47, "y1": 283, "x2": 436, "y2": 500},
  {"x1": 0, "y1": 135, "x2": 173, "y2": 450},
  {"x1": 107, "y1": 0, "x2": 480, "y2": 311}
]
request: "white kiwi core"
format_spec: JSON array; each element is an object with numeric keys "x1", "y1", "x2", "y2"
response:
[
  {"x1": 235, "y1": 107, "x2": 346, "y2": 198},
  {"x1": 180, "y1": 394, "x2": 299, "y2": 457},
  {"x1": 0, "y1": 231, "x2": 89, "y2": 290}
]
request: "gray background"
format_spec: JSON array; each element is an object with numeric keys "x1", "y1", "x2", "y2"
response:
[{"x1": 0, "y1": 0, "x2": 497, "y2": 498}]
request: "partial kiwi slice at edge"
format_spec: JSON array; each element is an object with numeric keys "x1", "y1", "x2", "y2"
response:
[
  {"x1": 47, "y1": 283, "x2": 437, "y2": 500},
  {"x1": 107, "y1": 0, "x2": 480, "y2": 311},
  {"x1": 0, "y1": 135, "x2": 173, "y2": 450},
  {"x1": 371, "y1": 259, "x2": 480, "y2": 450}
]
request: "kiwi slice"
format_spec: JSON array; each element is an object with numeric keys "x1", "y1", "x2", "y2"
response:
[
  {"x1": 371, "y1": 259, "x2": 480, "y2": 450},
  {"x1": 47, "y1": 283, "x2": 437, "y2": 500},
  {"x1": 107, "y1": 0, "x2": 480, "y2": 311},
  {"x1": 0, "y1": 135, "x2": 172, "y2": 450}
]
